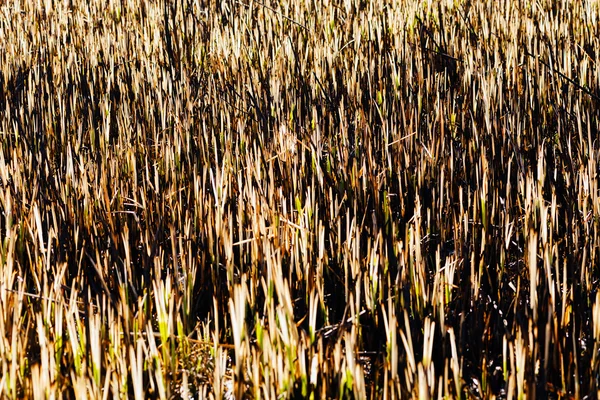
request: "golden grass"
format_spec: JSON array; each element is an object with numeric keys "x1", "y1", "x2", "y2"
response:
[{"x1": 0, "y1": 0, "x2": 599, "y2": 398}]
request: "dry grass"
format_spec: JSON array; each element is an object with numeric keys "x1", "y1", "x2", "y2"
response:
[{"x1": 0, "y1": 0, "x2": 599, "y2": 398}]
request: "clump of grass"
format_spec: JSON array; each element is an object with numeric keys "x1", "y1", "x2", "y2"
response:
[{"x1": 1, "y1": 0, "x2": 600, "y2": 398}]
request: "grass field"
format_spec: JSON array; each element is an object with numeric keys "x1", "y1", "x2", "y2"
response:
[{"x1": 1, "y1": 0, "x2": 600, "y2": 398}]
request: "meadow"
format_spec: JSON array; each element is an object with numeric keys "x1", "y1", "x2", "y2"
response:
[{"x1": 1, "y1": 0, "x2": 599, "y2": 398}]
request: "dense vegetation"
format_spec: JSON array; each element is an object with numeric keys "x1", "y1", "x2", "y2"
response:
[{"x1": 1, "y1": 0, "x2": 599, "y2": 398}]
